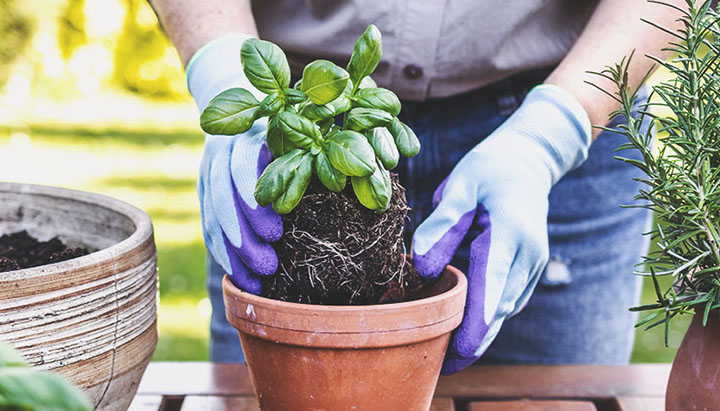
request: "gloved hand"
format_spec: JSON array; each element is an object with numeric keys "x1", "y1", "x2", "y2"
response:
[
  {"x1": 188, "y1": 34, "x2": 282, "y2": 294},
  {"x1": 411, "y1": 84, "x2": 592, "y2": 374}
]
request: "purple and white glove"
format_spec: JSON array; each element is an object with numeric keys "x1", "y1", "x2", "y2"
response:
[
  {"x1": 188, "y1": 34, "x2": 282, "y2": 294},
  {"x1": 411, "y1": 85, "x2": 592, "y2": 374}
]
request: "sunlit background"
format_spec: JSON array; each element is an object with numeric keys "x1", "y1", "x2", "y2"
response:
[
  {"x1": 0, "y1": 0, "x2": 688, "y2": 362},
  {"x1": 0, "y1": 0, "x2": 206, "y2": 361}
]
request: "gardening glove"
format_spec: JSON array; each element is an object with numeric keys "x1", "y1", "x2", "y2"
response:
[
  {"x1": 189, "y1": 34, "x2": 282, "y2": 294},
  {"x1": 412, "y1": 84, "x2": 592, "y2": 374}
]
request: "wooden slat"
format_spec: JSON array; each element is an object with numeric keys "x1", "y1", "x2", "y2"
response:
[
  {"x1": 127, "y1": 394, "x2": 164, "y2": 411},
  {"x1": 430, "y1": 397, "x2": 455, "y2": 411},
  {"x1": 137, "y1": 363, "x2": 254, "y2": 396},
  {"x1": 435, "y1": 365, "x2": 670, "y2": 399},
  {"x1": 176, "y1": 395, "x2": 452, "y2": 411},
  {"x1": 468, "y1": 400, "x2": 597, "y2": 410},
  {"x1": 180, "y1": 395, "x2": 259, "y2": 411},
  {"x1": 135, "y1": 363, "x2": 670, "y2": 407},
  {"x1": 614, "y1": 396, "x2": 666, "y2": 411}
]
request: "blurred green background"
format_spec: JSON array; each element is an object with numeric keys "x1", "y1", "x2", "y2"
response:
[{"x1": 0, "y1": 0, "x2": 689, "y2": 363}]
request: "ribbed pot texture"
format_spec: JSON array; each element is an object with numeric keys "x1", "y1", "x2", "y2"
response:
[
  {"x1": 666, "y1": 309, "x2": 720, "y2": 410},
  {"x1": 0, "y1": 183, "x2": 157, "y2": 411},
  {"x1": 223, "y1": 265, "x2": 467, "y2": 411}
]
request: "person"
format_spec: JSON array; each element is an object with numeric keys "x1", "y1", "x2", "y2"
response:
[{"x1": 150, "y1": 0, "x2": 680, "y2": 372}]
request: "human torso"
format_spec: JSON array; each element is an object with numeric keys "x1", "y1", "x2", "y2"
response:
[{"x1": 251, "y1": 0, "x2": 598, "y2": 101}]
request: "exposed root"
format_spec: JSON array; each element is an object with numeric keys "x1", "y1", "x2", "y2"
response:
[{"x1": 262, "y1": 175, "x2": 422, "y2": 305}]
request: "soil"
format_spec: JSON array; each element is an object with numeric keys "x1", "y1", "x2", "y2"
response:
[
  {"x1": 0, "y1": 230, "x2": 89, "y2": 273},
  {"x1": 262, "y1": 174, "x2": 430, "y2": 305}
]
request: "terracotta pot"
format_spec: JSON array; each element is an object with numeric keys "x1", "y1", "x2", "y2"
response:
[
  {"x1": 666, "y1": 309, "x2": 720, "y2": 410},
  {"x1": 0, "y1": 183, "x2": 157, "y2": 411},
  {"x1": 223, "y1": 265, "x2": 467, "y2": 410}
]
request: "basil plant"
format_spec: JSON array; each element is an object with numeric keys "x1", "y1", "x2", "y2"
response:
[{"x1": 200, "y1": 25, "x2": 420, "y2": 214}]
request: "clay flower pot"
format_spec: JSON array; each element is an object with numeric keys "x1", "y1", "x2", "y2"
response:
[
  {"x1": 666, "y1": 309, "x2": 720, "y2": 410},
  {"x1": 0, "y1": 183, "x2": 157, "y2": 411},
  {"x1": 223, "y1": 264, "x2": 467, "y2": 410}
]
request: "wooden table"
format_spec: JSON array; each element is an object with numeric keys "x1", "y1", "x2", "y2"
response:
[{"x1": 130, "y1": 362, "x2": 670, "y2": 411}]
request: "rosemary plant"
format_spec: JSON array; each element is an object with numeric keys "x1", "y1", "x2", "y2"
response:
[{"x1": 593, "y1": 0, "x2": 720, "y2": 345}]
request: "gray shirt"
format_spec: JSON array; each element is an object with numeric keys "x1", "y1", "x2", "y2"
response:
[{"x1": 252, "y1": 0, "x2": 597, "y2": 101}]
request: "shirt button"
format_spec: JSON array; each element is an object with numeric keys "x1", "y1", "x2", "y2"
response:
[{"x1": 403, "y1": 64, "x2": 423, "y2": 79}]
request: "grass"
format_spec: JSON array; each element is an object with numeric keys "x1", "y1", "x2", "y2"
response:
[{"x1": 19, "y1": 125, "x2": 203, "y2": 148}]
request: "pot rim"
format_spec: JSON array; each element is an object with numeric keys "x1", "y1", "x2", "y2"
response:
[
  {"x1": 0, "y1": 182, "x2": 153, "y2": 279},
  {"x1": 223, "y1": 265, "x2": 467, "y2": 348},
  {"x1": 224, "y1": 264, "x2": 466, "y2": 312}
]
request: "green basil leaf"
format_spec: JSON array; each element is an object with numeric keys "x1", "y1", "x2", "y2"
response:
[
  {"x1": 346, "y1": 107, "x2": 393, "y2": 131},
  {"x1": 342, "y1": 79, "x2": 354, "y2": 96},
  {"x1": 326, "y1": 124, "x2": 342, "y2": 139},
  {"x1": 314, "y1": 150, "x2": 347, "y2": 192},
  {"x1": 389, "y1": 117, "x2": 420, "y2": 157},
  {"x1": 277, "y1": 110, "x2": 320, "y2": 147},
  {"x1": 266, "y1": 116, "x2": 297, "y2": 157},
  {"x1": 255, "y1": 148, "x2": 305, "y2": 207},
  {"x1": 284, "y1": 88, "x2": 307, "y2": 105},
  {"x1": 0, "y1": 367, "x2": 93, "y2": 411},
  {"x1": 329, "y1": 95, "x2": 352, "y2": 114},
  {"x1": 318, "y1": 118, "x2": 334, "y2": 134},
  {"x1": 351, "y1": 160, "x2": 391, "y2": 212},
  {"x1": 273, "y1": 152, "x2": 313, "y2": 214},
  {"x1": 359, "y1": 76, "x2": 377, "y2": 89},
  {"x1": 347, "y1": 24, "x2": 382, "y2": 85},
  {"x1": 300, "y1": 95, "x2": 352, "y2": 121},
  {"x1": 326, "y1": 130, "x2": 377, "y2": 177},
  {"x1": 300, "y1": 102, "x2": 336, "y2": 121},
  {"x1": 255, "y1": 149, "x2": 306, "y2": 206},
  {"x1": 257, "y1": 92, "x2": 284, "y2": 117},
  {"x1": 301, "y1": 60, "x2": 350, "y2": 105},
  {"x1": 367, "y1": 127, "x2": 399, "y2": 170},
  {"x1": 241, "y1": 38, "x2": 291, "y2": 93},
  {"x1": 354, "y1": 88, "x2": 401, "y2": 116},
  {"x1": 200, "y1": 88, "x2": 259, "y2": 135}
]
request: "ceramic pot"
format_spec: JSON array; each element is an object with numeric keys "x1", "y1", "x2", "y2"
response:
[
  {"x1": 0, "y1": 183, "x2": 157, "y2": 411},
  {"x1": 223, "y1": 265, "x2": 467, "y2": 410},
  {"x1": 666, "y1": 309, "x2": 720, "y2": 410}
]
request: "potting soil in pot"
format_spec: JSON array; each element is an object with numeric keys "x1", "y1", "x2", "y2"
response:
[
  {"x1": 0, "y1": 230, "x2": 89, "y2": 272},
  {"x1": 262, "y1": 174, "x2": 430, "y2": 305}
]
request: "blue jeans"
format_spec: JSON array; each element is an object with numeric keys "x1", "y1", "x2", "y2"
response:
[{"x1": 207, "y1": 68, "x2": 652, "y2": 364}]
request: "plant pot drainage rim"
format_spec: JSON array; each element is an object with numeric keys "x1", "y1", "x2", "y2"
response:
[{"x1": 0, "y1": 182, "x2": 153, "y2": 278}]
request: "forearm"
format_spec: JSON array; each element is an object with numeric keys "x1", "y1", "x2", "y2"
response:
[
  {"x1": 150, "y1": 0, "x2": 257, "y2": 67},
  {"x1": 546, "y1": 0, "x2": 683, "y2": 138}
]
